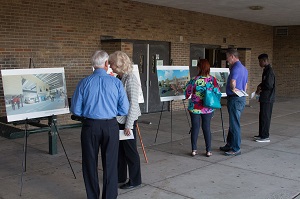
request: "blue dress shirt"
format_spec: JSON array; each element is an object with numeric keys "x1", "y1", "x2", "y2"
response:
[
  {"x1": 226, "y1": 61, "x2": 248, "y2": 96},
  {"x1": 70, "y1": 68, "x2": 129, "y2": 119}
]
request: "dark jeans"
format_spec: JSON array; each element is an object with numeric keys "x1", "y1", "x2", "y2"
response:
[
  {"x1": 259, "y1": 102, "x2": 273, "y2": 139},
  {"x1": 189, "y1": 112, "x2": 213, "y2": 152},
  {"x1": 226, "y1": 96, "x2": 246, "y2": 152},
  {"x1": 118, "y1": 121, "x2": 142, "y2": 186}
]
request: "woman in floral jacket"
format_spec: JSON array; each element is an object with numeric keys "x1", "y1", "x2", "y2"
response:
[{"x1": 185, "y1": 59, "x2": 220, "y2": 157}]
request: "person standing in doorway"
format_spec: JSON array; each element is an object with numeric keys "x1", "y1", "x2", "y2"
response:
[
  {"x1": 254, "y1": 53, "x2": 275, "y2": 143},
  {"x1": 71, "y1": 50, "x2": 129, "y2": 199},
  {"x1": 109, "y1": 51, "x2": 142, "y2": 190},
  {"x1": 220, "y1": 48, "x2": 248, "y2": 156}
]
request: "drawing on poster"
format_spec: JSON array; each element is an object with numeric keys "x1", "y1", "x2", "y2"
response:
[
  {"x1": 1, "y1": 68, "x2": 69, "y2": 122},
  {"x1": 156, "y1": 66, "x2": 190, "y2": 102},
  {"x1": 210, "y1": 68, "x2": 230, "y2": 97}
]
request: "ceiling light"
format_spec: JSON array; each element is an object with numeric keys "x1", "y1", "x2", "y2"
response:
[{"x1": 249, "y1": 6, "x2": 264, "y2": 10}]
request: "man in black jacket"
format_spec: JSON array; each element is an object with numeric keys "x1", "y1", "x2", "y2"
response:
[{"x1": 254, "y1": 54, "x2": 276, "y2": 142}]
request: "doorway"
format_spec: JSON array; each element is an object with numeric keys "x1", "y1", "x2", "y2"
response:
[
  {"x1": 132, "y1": 41, "x2": 170, "y2": 113},
  {"x1": 190, "y1": 44, "x2": 222, "y2": 77}
]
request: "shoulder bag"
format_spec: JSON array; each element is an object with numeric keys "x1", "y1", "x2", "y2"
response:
[{"x1": 203, "y1": 77, "x2": 221, "y2": 109}]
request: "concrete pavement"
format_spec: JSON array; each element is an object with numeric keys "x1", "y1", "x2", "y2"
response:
[{"x1": 1, "y1": 97, "x2": 300, "y2": 199}]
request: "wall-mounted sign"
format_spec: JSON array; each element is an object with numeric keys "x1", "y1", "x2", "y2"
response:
[
  {"x1": 156, "y1": 60, "x2": 163, "y2": 66},
  {"x1": 192, "y1": 60, "x2": 198, "y2": 67}
]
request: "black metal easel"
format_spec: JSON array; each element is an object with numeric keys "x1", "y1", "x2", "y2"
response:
[
  {"x1": 20, "y1": 119, "x2": 29, "y2": 196},
  {"x1": 154, "y1": 102, "x2": 165, "y2": 143},
  {"x1": 220, "y1": 106, "x2": 226, "y2": 142},
  {"x1": 19, "y1": 115, "x2": 76, "y2": 196},
  {"x1": 155, "y1": 99, "x2": 192, "y2": 143},
  {"x1": 154, "y1": 100, "x2": 175, "y2": 153},
  {"x1": 182, "y1": 99, "x2": 191, "y2": 131}
]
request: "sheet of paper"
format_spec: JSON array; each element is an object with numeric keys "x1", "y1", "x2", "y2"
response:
[
  {"x1": 119, "y1": 130, "x2": 134, "y2": 140},
  {"x1": 233, "y1": 89, "x2": 249, "y2": 97},
  {"x1": 251, "y1": 92, "x2": 256, "y2": 99}
]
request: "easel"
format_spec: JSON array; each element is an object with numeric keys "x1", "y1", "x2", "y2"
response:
[
  {"x1": 154, "y1": 99, "x2": 191, "y2": 153},
  {"x1": 20, "y1": 115, "x2": 76, "y2": 196},
  {"x1": 220, "y1": 106, "x2": 226, "y2": 142}
]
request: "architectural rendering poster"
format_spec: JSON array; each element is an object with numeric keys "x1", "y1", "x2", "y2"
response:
[
  {"x1": 210, "y1": 68, "x2": 230, "y2": 97},
  {"x1": 157, "y1": 66, "x2": 190, "y2": 102},
  {"x1": 1, "y1": 68, "x2": 69, "y2": 122}
]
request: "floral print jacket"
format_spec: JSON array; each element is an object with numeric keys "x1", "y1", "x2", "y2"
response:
[{"x1": 184, "y1": 75, "x2": 220, "y2": 114}]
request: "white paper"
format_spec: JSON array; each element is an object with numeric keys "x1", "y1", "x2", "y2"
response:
[
  {"x1": 119, "y1": 130, "x2": 134, "y2": 140},
  {"x1": 251, "y1": 92, "x2": 256, "y2": 99},
  {"x1": 233, "y1": 89, "x2": 249, "y2": 97}
]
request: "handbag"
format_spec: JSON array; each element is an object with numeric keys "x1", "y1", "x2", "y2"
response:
[{"x1": 203, "y1": 77, "x2": 221, "y2": 109}]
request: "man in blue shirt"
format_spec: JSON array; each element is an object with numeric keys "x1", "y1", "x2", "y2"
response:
[
  {"x1": 71, "y1": 50, "x2": 129, "y2": 199},
  {"x1": 220, "y1": 48, "x2": 248, "y2": 156}
]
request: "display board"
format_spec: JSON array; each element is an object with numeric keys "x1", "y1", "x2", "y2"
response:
[
  {"x1": 107, "y1": 65, "x2": 144, "y2": 104},
  {"x1": 1, "y1": 68, "x2": 69, "y2": 122},
  {"x1": 132, "y1": 65, "x2": 144, "y2": 104},
  {"x1": 156, "y1": 66, "x2": 190, "y2": 102},
  {"x1": 210, "y1": 68, "x2": 230, "y2": 97}
]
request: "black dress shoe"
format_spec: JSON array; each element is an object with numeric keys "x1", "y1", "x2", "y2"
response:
[
  {"x1": 219, "y1": 145, "x2": 231, "y2": 152},
  {"x1": 224, "y1": 150, "x2": 241, "y2": 156},
  {"x1": 119, "y1": 182, "x2": 141, "y2": 190}
]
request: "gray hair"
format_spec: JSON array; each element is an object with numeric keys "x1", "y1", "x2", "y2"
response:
[
  {"x1": 91, "y1": 50, "x2": 109, "y2": 68},
  {"x1": 109, "y1": 51, "x2": 133, "y2": 74},
  {"x1": 226, "y1": 48, "x2": 239, "y2": 58}
]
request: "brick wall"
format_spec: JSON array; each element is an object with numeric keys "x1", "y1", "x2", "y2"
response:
[
  {"x1": 0, "y1": 0, "x2": 297, "y2": 123},
  {"x1": 273, "y1": 26, "x2": 300, "y2": 97}
]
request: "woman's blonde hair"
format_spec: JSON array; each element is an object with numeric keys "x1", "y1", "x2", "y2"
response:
[{"x1": 109, "y1": 51, "x2": 133, "y2": 74}]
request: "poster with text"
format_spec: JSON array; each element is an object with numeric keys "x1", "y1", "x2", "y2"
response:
[
  {"x1": 1, "y1": 68, "x2": 69, "y2": 122},
  {"x1": 210, "y1": 68, "x2": 230, "y2": 97},
  {"x1": 157, "y1": 66, "x2": 190, "y2": 102}
]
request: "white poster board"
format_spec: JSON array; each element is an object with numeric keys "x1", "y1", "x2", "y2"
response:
[
  {"x1": 156, "y1": 66, "x2": 190, "y2": 102},
  {"x1": 132, "y1": 65, "x2": 144, "y2": 104},
  {"x1": 107, "y1": 65, "x2": 144, "y2": 104},
  {"x1": 1, "y1": 68, "x2": 69, "y2": 122},
  {"x1": 210, "y1": 68, "x2": 230, "y2": 97}
]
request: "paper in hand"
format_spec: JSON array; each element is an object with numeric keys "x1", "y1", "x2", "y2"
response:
[
  {"x1": 233, "y1": 89, "x2": 248, "y2": 97},
  {"x1": 251, "y1": 92, "x2": 256, "y2": 99},
  {"x1": 119, "y1": 130, "x2": 134, "y2": 140}
]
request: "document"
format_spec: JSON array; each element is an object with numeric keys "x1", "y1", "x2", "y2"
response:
[
  {"x1": 119, "y1": 130, "x2": 134, "y2": 140},
  {"x1": 233, "y1": 89, "x2": 249, "y2": 97}
]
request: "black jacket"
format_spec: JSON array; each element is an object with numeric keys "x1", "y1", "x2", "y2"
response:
[{"x1": 259, "y1": 64, "x2": 275, "y2": 103}]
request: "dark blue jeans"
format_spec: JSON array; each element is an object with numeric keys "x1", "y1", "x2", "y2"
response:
[
  {"x1": 190, "y1": 112, "x2": 213, "y2": 152},
  {"x1": 226, "y1": 96, "x2": 246, "y2": 152}
]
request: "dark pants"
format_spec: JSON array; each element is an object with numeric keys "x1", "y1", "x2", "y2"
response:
[
  {"x1": 81, "y1": 118, "x2": 119, "y2": 199},
  {"x1": 259, "y1": 102, "x2": 273, "y2": 139},
  {"x1": 118, "y1": 121, "x2": 142, "y2": 186},
  {"x1": 189, "y1": 112, "x2": 213, "y2": 152}
]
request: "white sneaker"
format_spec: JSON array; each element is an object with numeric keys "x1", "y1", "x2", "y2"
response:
[
  {"x1": 255, "y1": 138, "x2": 270, "y2": 143},
  {"x1": 191, "y1": 150, "x2": 198, "y2": 156}
]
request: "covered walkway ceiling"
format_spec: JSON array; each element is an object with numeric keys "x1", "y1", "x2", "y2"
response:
[{"x1": 132, "y1": 0, "x2": 300, "y2": 26}]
